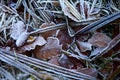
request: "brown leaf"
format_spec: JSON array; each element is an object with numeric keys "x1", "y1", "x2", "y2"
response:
[
  {"x1": 57, "y1": 30, "x2": 73, "y2": 50},
  {"x1": 48, "y1": 56, "x2": 60, "y2": 66},
  {"x1": 0, "y1": 39, "x2": 4, "y2": 47},
  {"x1": 5, "y1": 38, "x2": 16, "y2": 49},
  {"x1": 20, "y1": 36, "x2": 46, "y2": 52},
  {"x1": 77, "y1": 68, "x2": 98, "y2": 77},
  {"x1": 88, "y1": 33, "x2": 111, "y2": 47},
  {"x1": 76, "y1": 40, "x2": 92, "y2": 52},
  {"x1": 58, "y1": 54, "x2": 74, "y2": 69},
  {"x1": 10, "y1": 21, "x2": 26, "y2": 40},
  {"x1": 68, "y1": 57, "x2": 84, "y2": 69},
  {"x1": 40, "y1": 22, "x2": 58, "y2": 39},
  {"x1": 34, "y1": 37, "x2": 62, "y2": 60}
]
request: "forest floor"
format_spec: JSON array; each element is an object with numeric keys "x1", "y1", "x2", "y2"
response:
[{"x1": 0, "y1": 0, "x2": 120, "y2": 80}]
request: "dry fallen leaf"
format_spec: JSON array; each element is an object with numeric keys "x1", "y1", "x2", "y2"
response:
[
  {"x1": 57, "y1": 30, "x2": 73, "y2": 50},
  {"x1": 34, "y1": 37, "x2": 62, "y2": 60},
  {"x1": 76, "y1": 68, "x2": 98, "y2": 77},
  {"x1": 10, "y1": 21, "x2": 26, "y2": 40},
  {"x1": 76, "y1": 40, "x2": 92, "y2": 52},
  {"x1": 88, "y1": 33, "x2": 111, "y2": 47},
  {"x1": 40, "y1": 22, "x2": 58, "y2": 39},
  {"x1": 16, "y1": 31, "x2": 30, "y2": 47},
  {"x1": 89, "y1": 47, "x2": 104, "y2": 57},
  {"x1": 68, "y1": 57, "x2": 84, "y2": 69},
  {"x1": 48, "y1": 56, "x2": 60, "y2": 66},
  {"x1": 20, "y1": 36, "x2": 46, "y2": 52},
  {"x1": 58, "y1": 54, "x2": 74, "y2": 69},
  {"x1": 74, "y1": 44, "x2": 89, "y2": 59}
]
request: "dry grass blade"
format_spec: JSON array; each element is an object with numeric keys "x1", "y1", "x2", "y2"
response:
[
  {"x1": 0, "y1": 48, "x2": 96, "y2": 80},
  {"x1": 0, "y1": 3, "x2": 24, "y2": 21},
  {"x1": 61, "y1": 49, "x2": 90, "y2": 61},
  {"x1": 0, "y1": 67, "x2": 16, "y2": 80},
  {"x1": 64, "y1": 0, "x2": 82, "y2": 20},
  {"x1": 107, "y1": 65, "x2": 120, "y2": 80},
  {"x1": 29, "y1": 23, "x2": 66, "y2": 35},
  {"x1": 90, "y1": 0, "x2": 97, "y2": 13},
  {"x1": 0, "y1": 51, "x2": 56, "y2": 80},
  {"x1": 109, "y1": 0, "x2": 119, "y2": 11},
  {"x1": 15, "y1": 0, "x2": 22, "y2": 9},
  {"x1": 32, "y1": 0, "x2": 52, "y2": 22},
  {"x1": 59, "y1": 0, "x2": 82, "y2": 22},
  {"x1": 22, "y1": 0, "x2": 44, "y2": 22}
]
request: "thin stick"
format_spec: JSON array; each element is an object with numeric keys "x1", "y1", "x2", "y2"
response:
[
  {"x1": 74, "y1": 11, "x2": 120, "y2": 36},
  {"x1": 29, "y1": 23, "x2": 66, "y2": 35}
]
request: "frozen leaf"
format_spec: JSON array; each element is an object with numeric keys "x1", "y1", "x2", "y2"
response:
[
  {"x1": 34, "y1": 37, "x2": 62, "y2": 60},
  {"x1": 48, "y1": 56, "x2": 60, "y2": 66},
  {"x1": 88, "y1": 33, "x2": 111, "y2": 47},
  {"x1": 57, "y1": 30, "x2": 72, "y2": 50},
  {"x1": 59, "y1": 0, "x2": 82, "y2": 22},
  {"x1": 58, "y1": 54, "x2": 74, "y2": 69},
  {"x1": 77, "y1": 68, "x2": 98, "y2": 77},
  {"x1": 74, "y1": 44, "x2": 89, "y2": 60},
  {"x1": 16, "y1": 31, "x2": 30, "y2": 47},
  {"x1": 90, "y1": 47, "x2": 104, "y2": 57},
  {"x1": 76, "y1": 40, "x2": 92, "y2": 52},
  {"x1": 20, "y1": 36, "x2": 46, "y2": 52},
  {"x1": 10, "y1": 21, "x2": 26, "y2": 40},
  {"x1": 68, "y1": 57, "x2": 84, "y2": 69}
]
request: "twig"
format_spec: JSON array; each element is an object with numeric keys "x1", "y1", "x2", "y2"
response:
[{"x1": 74, "y1": 11, "x2": 120, "y2": 36}]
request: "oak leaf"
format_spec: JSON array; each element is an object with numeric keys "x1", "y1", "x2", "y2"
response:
[
  {"x1": 88, "y1": 33, "x2": 111, "y2": 47},
  {"x1": 34, "y1": 37, "x2": 62, "y2": 60},
  {"x1": 76, "y1": 40, "x2": 92, "y2": 52},
  {"x1": 10, "y1": 21, "x2": 26, "y2": 40},
  {"x1": 58, "y1": 54, "x2": 74, "y2": 69},
  {"x1": 20, "y1": 36, "x2": 46, "y2": 52}
]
